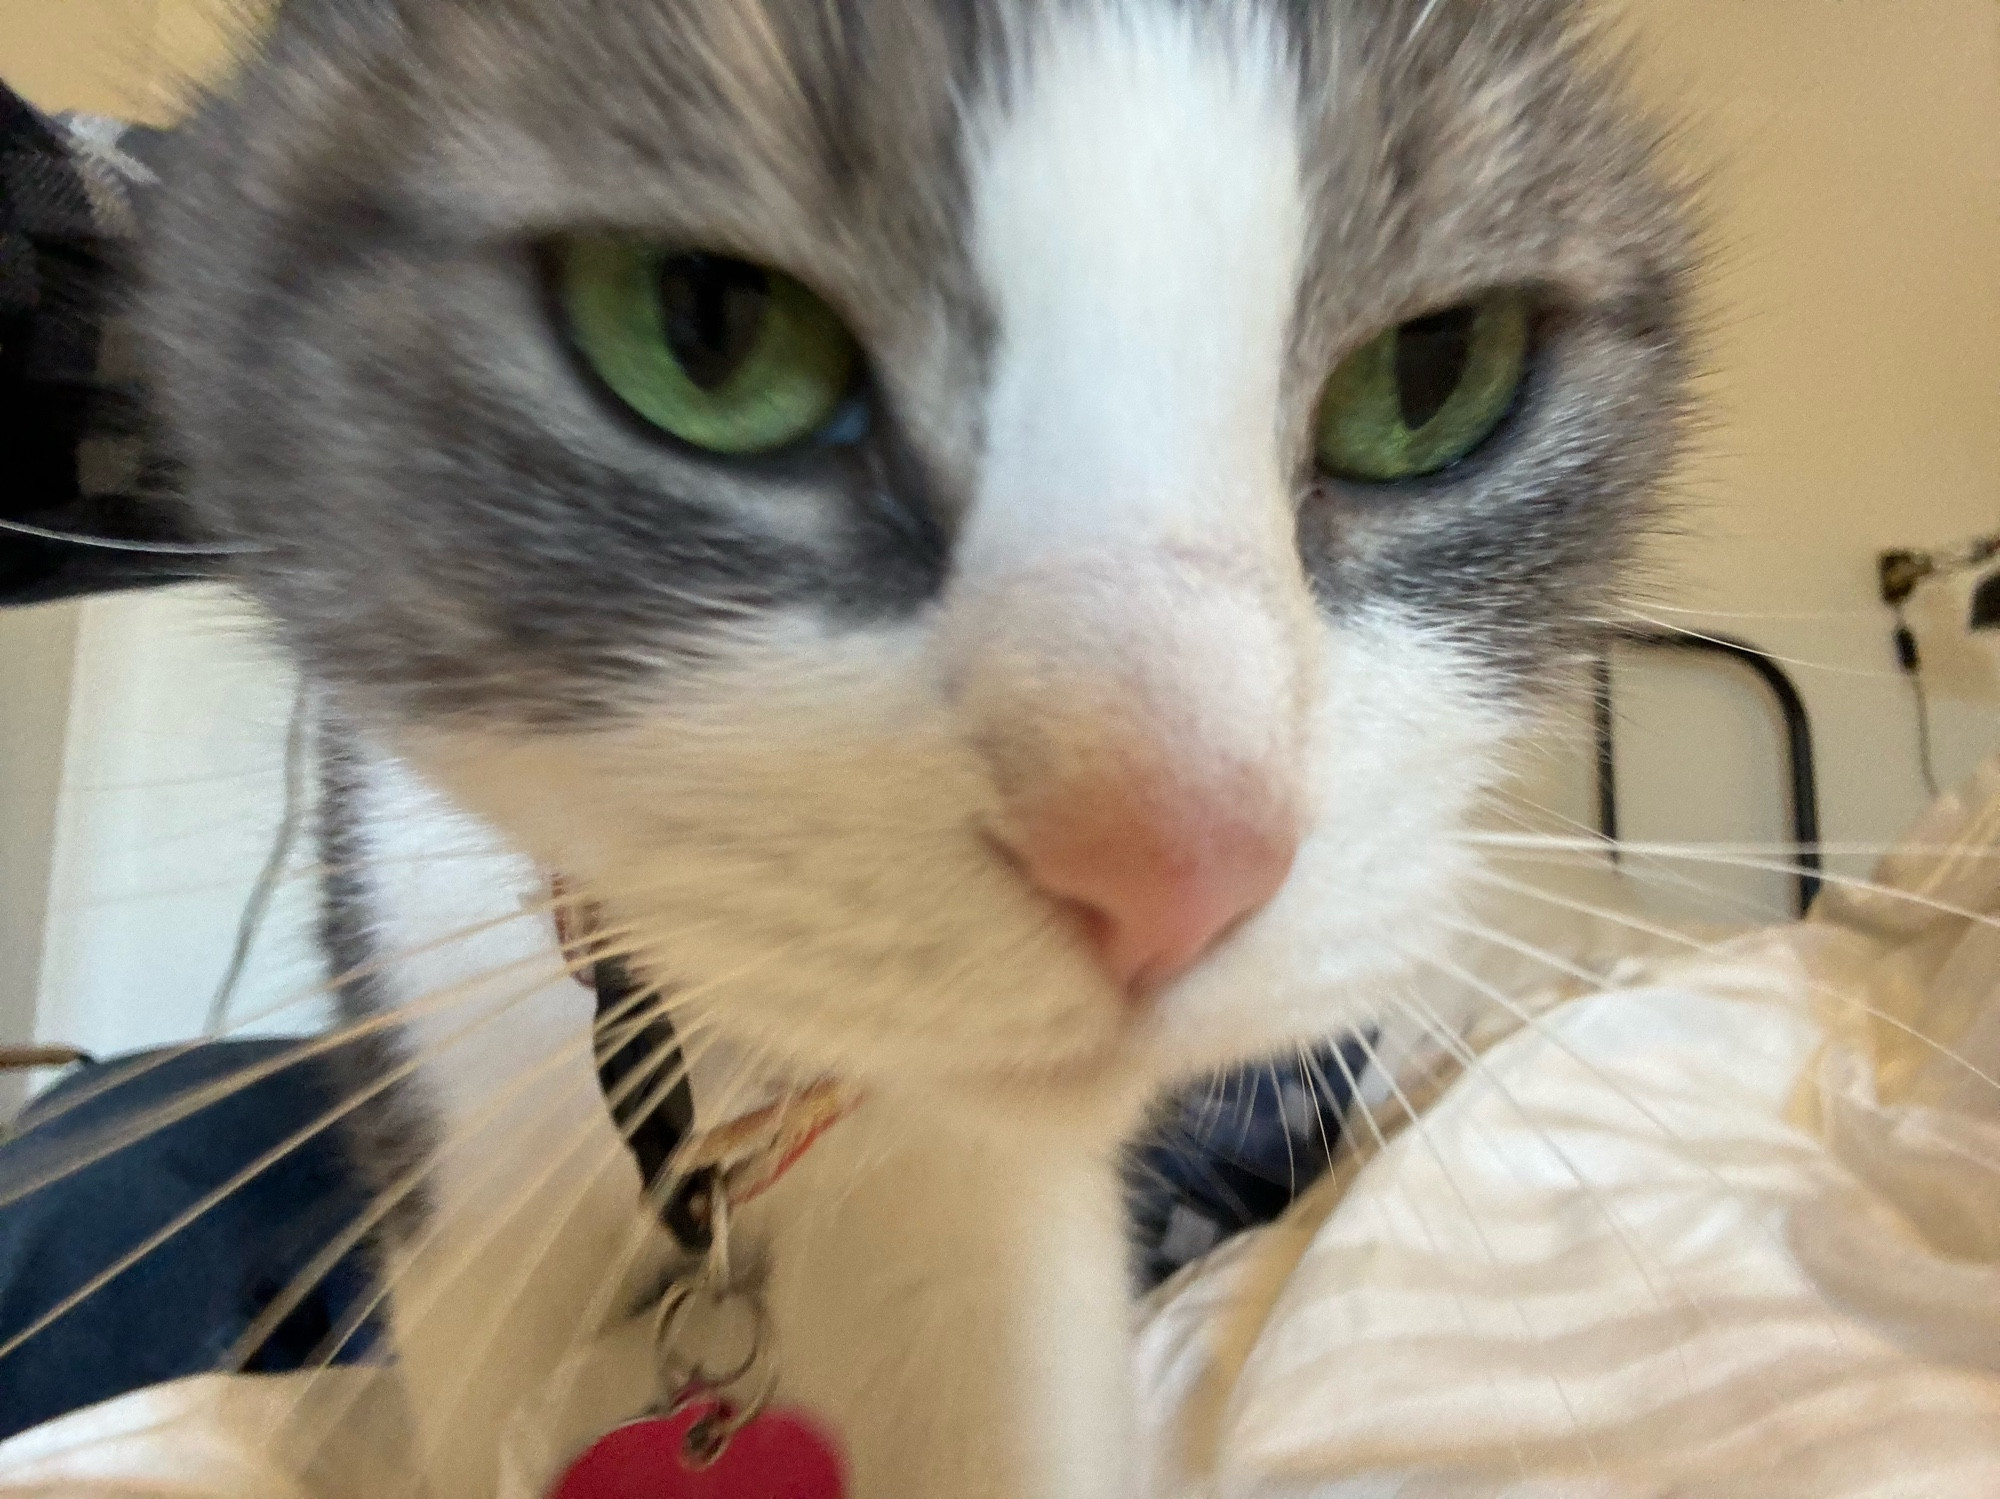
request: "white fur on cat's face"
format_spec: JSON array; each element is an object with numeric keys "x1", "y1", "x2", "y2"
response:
[{"x1": 405, "y1": 9, "x2": 1514, "y2": 1122}]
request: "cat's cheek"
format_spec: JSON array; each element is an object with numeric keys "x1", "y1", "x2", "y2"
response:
[
  {"x1": 1141, "y1": 612, "x2": 1517, "y2": 1075},
  {"x1": 381, "y1": 630, "x2": 1125, "y2": 1081}
]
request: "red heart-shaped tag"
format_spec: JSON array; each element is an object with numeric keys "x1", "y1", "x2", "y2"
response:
[{"x1": 549, "y1": 1404, "x2": 845, "y2": 1499}]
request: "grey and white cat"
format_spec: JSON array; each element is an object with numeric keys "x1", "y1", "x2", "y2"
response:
[{"x1": 143, "y1": 0, "x2": 1693, "y2": 1494}]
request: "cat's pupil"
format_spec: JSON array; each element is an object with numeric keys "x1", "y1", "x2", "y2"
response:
[
  {"x1": 658, "y1": 254, "x2": 770, "y2": 392},
  {"x1": 1393, "y1": 305, "x2": 1476, "y2": 431}
]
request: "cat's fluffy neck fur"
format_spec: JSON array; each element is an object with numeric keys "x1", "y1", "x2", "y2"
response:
[
  {"x1": 755, "y1": 1103, "x2": 1139, "y2": 1498},
  {"x1": 333, "y1": 740, "x2": 1148, "y2": 1499}
]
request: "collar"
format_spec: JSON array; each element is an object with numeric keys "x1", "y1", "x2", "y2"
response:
[{"x1": 551, "y1": 877, "x2": 858, "y2": 1251}]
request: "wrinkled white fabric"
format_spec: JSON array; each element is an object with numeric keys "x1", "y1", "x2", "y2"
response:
[
  {"x1": 0, "y1": 1370, "x2": 413, "y2": 1499},
  {"x1": 12, "y1": 759, "x2": 2000, "y2": 1498},
  {"x1": 1139, "y1": 756, "x2": 2000, "y2": 1498}
]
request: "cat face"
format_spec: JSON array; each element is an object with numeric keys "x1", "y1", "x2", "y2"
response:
[{"x1": 148, "y1": 0, "x2": 1691, "y2": 1114}]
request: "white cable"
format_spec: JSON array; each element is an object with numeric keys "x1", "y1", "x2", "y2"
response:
[{"x1": 204, "y1": 682, "x2": 312, "y2": 1036}]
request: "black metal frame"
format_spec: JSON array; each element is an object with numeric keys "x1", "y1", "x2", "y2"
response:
[{"x1": 1594, "y1": 627, "x2": 1822, "y2": 917}]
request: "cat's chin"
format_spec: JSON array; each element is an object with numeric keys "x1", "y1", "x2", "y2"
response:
[
  {"x1": 980, "y1": 1045, "x2": 1138, "y2": 1102},
  {"x1": 878, "y1": 1034, "x2": 1164, "y2": 1138}
]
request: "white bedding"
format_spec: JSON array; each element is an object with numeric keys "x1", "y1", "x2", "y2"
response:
[
  {"x1": 1140, "y1": 756, "x2": 2000, "y2": 1497},
  {"x1": 10, "y1": 760, "x2": 2000, "y2": 1497}
]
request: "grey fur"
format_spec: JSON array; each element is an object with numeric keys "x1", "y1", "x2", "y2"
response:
[
  {"x1": 314, "y1": 726, "x2": 439, "y2": 1242},
  {"x1": 144, "y1": 0, "x2": 1693, "y2": 727},
  {"x1": 1285, "y1": 1, "x2": 1693, "y2": 679}
]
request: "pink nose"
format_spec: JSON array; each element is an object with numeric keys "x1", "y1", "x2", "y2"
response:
[{"x1": 999, "y1": 785, "x2": 1298, "y2": 998}]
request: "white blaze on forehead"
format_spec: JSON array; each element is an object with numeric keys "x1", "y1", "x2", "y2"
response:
[{"x1": 963, "y1": 3, "x2": 1307, "y2": 573}]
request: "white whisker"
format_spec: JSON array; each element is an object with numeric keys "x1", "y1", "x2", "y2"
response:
[
  {"x1": 0, "y1": 958, "x2": 568, "y2": 1372},
  {"x1": 1301, "y1": 1041, "x2": 1538, "y2": 1477},
  {"x1": 225, "y1": 965, "x2": 692, "y2": 1375},
  {"x1": 1464, "y1": 869, "x2": 2000, "y2": 1105},
  {"x1": 282, "y1": 1008, "x2": 730, "y2": 1452}
]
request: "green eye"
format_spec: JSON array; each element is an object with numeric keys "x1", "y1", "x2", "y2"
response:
[
  {"x1": 556, "y1": 238, "x2": 861, "y2": 455},
  {"x1": 1315, "y1": 290, "x2": 1531, "y2": 482}
]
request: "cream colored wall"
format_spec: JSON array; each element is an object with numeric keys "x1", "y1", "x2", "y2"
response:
[
  {"x1": 0, "y1": 603, "x2": 76, "y2": 1111},
  {"x1": 0, "y1": 0, "x2": 240, "y2": 122},
  {"x1": 1508, "y1": 0, "x2": 2000, "y2": 925}
]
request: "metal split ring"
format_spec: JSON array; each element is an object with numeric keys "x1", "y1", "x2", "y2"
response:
[
  {"x1": 651, "y1": 1178, "x2": 773, "y2": 1418},
  {"x1": 673, "y1": 1362, "x2": 780, "y2": 1470},
  {"x1": 652, "y1": 1275, "x2": 770, "y2": 1398}
]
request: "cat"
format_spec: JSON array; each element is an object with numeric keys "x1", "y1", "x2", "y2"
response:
[{"x1": 140, "y1": 0, "x2": 1693, "y2": 1494}]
